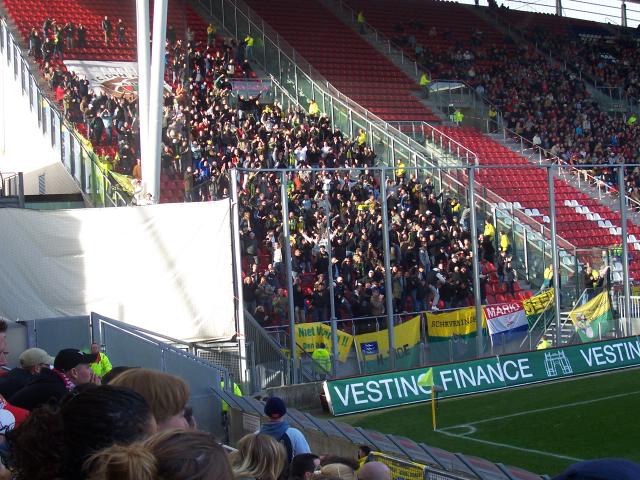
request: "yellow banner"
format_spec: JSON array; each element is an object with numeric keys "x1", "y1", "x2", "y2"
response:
[
  {"x1": 295, "y1": 322, "x2": 353, "y2": 363},
  {"x1": 354, "y1": 316, "x2": 421, "y2": 360},
  {"x1": 368, "y1": 452, "x2": 425, "y2": 480},
  {"x1": 426, "y1": 307, "x2": 485, "y2": 338},
  {"x1": 522, "y1": 288, "x2": 555, "y2": 316},
  {"x1": 569, "y1": 291, "x2": 612, "y2": 341}
]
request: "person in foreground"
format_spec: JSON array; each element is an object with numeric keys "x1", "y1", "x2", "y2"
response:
[
  {"x1": 258, "y1": 397, "x2": 310, "y2": 462},
  {"x1": 229, "y1": 433, "x2": 286, "y2": 480},
  {"x1": 553, "y1": 458, "x2": 640, "y2": 480},
  {"x1": 86, "y1": 429, "x2": 234, "y2": 480}
]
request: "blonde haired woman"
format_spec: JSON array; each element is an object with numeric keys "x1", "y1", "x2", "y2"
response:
[
  {"x1": 86, "y1": 429, "x2": 233, "y2": 480},
  {"x1": 229, "y1": 434, "x2": 287, "y2": 480}
]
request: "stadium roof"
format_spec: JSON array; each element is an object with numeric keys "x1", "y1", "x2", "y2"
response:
[{"x1": 456, "y1": 0, "x2": 639, "y2": 29}]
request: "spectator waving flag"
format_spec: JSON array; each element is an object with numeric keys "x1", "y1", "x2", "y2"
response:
[{"x1": 484, "y1": 302, "x2": 528, "y2": 347}]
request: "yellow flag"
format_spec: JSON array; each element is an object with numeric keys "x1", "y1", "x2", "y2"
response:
[{"x1": 417, "y1": 368, "x2": 433, "y2": 387}]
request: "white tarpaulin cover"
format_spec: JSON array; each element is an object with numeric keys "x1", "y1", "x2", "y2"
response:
[{"x1": 0, "y1": 201, "x2": 234, "y2": 341}]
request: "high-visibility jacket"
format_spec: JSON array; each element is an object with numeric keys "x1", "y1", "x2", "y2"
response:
[
  {"x1": 500, "y1": 233, "x2": 509, "y2": 251},
  {"x1": 308, "y1": 101, "x2": 319, "y2": 116},
  {"x1": 356, "y1": 11, "x2": 365, "y2": 23},
  {"x1": 543, "y1": 266, "x2": 553, "y2": 281},
  {"x1": 483, "y1": 222, "x2": 495, "y2": 241},
  {"x1": 627, "y1": 114, "x2": 637, "y2": 126},
  {"x1": 357, "y1": 130, "x2": 367, "y2": 146},
  {"x1": 312, "y1": 348, "x2": 331, "y2": 373},
  {"x1": 244, "y1": 35, "x2": 254, "y2": 47},
  {"x1": 90, "y1": 352, "x2": 113, "y2": 378},
  {"x1": 220, "y1": 381, "x2": 243, "y2": 412},
  {"x1": 453, "y1": 110, "x2": 464, "y2": 123},
  {"x1": 396, "y1": 161, "x2": 406, "y2": 178},
  {"x1": 419, "y1": 73, "x2": 431, "y2": 87}
]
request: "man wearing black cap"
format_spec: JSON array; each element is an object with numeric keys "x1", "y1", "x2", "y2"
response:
[
  {"x1": 259, "y1": 396, "x2": 310, "y2": 463},
  {"x1": 9, "y1": 348, "x2": 98, "y2": 411}
]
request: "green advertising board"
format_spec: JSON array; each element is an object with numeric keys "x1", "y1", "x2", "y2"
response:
[{"x1": 324, "y1": 336, "x2": 640, "y2": 415}]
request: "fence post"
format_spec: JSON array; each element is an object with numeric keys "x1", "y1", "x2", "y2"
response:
[
  {"x1": 280, "y1": 170, "x2": 298, "y2": 383},
  {"x1": 548, "y1": 166, "x2": 563, "y2": 346},
  {"x1": 469, "y1": 166, "x2": 484, "y2": 356},
  {"x1": 619, "y1": 164, "x2": 632, "y2": 337},
  {"x1": 380, "y1": 169, "x2": 396, "y2": 370},
  {"x1": 230, "y1": 169, "x2": 249, "y2": 385}
]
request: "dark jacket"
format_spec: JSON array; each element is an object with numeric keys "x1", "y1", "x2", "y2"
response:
[
  {"x1": 0, "y1": 368, "x2": 32, "y2": 399},
  {"x1": 9, "y1": 368, "x2": 69, "y2": 411}
]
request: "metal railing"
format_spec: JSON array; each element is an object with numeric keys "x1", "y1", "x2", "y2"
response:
[
  {"x1": 0, "y1": 18, "x2": 128, "y2": 207},
  {"x1": 483, "y1": 118, "x2": 640, "y2": 213},
  {"x1": 199, "y1": 0, "x2": 585, "y2": 292},
  {"x1": 326, "y1": 0, "x2": 425, "y2": 80}
]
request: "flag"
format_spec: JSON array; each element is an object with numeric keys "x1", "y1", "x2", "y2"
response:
[
  {"x1": 426, "y1": 307, "x2": 487, "y2": 361},
  {"x1": 569, "y1": 291, "x2": 613, "y2": 342},
  {"x1": 417, "y1": 368, "x2": 434, "y2": 387},
  {"x1": 354, "y1": 316, "x2": 421, "y2": 372},
  {"x1": 523, "y1": 288, "x2": 555, "y2": 328},
  {"x1": 483, "y1": 302, "x2": 528, "y2": 346}
]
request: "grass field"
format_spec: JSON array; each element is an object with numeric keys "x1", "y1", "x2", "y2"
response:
[{"x1": 345, "y1": 368, "x2": 640, "y2": 476}]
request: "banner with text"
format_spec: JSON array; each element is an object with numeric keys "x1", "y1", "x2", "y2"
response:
[
  {"x1": 354, "y1": 316, "x2": 421, "y2": 372},
  {"x1": 523, "y1": 288, "x2": 555, "y2": 326},
  {"x1": 324, "y1": 335, "x2": 640, "y2": 415},
  {"x1": 64, "y1": 60, "x2": 172, "y2": 98},
  {"x1": 296, "y1": 322, "x2": 353, "y2": 363},
  {"x1": 484, "y1": 302, "x2": 528, "y2": 347}
]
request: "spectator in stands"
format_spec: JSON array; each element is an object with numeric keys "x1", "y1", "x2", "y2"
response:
[
  {"x1": 88, "y1": 343, "x2": 112, "y2": 378},
  {"x1": 102, "y1": 16, "x2": 112, "y2": 46},
  {"x1": 8, "y1": 385, "x2": 155, "y2": 480},
  {"x1": 229, "y1": 433, "x2": 287, "y2": 480},
  {"x1": 289, "y1": 453, "x2": 320, "y2": 480},
  {"x1": 77, "y1": 23, "x2": 87, "y2": 48},
  {"x1": 108, "y1": 368, "x2": 190, "y2": 431},
  {"x1": 0, "y1": 348, "x2": 54, "y2": 399},
  {"x1": 258, "y1": 397, "x2": 310, "y2": 462},
  {"x1": 85, "y1": 429, "x2": 234, "y2": 480},
  {"x1": 116, "y1": 19, "x2": 126, "y2": 44},
  {"x1": 357, "y1": 462, "x2": 391, "y2": 480},
  {"x1": 10, "y1": 348, "x2": 99, "y2": 411},
  {"x1": 61, "y1": 385, "x2": 157, "y2": 479},
  {"x1": 357, "y1": 445, "x2": 372, "y2": 467},
  {"x1": 320, "y1": 456, "x2": 359, "y2": 480}
]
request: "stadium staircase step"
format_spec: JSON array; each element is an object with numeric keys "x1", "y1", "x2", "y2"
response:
[
  {"x1": 242, "y1": 0, "x2": 440, "y2": 123},
  {"x1": 488, "y1": 132, "x2": 640, "y2": 229},
  {"x1": 316, "y1": 0, "x2": 449, "y2": 123},
  {"x1": 540, "y1": 312, "x2": 577, "y2": 347}
]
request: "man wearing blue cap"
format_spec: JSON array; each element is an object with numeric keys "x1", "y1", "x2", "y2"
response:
[
  {"x1": 259, "y1": 396, "x2": 310, "y2": 463},
  {"x1": 553, "y1": 459, "x2": 640, "y2": 480}
]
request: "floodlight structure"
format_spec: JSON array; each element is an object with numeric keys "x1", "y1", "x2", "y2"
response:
[{"x1": 136, "y1": 0, "x2": 167, "y2": 204}]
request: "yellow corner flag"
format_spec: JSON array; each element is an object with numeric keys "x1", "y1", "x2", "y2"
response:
[{"x1": 417, "y1": 368, "x2": 434, "y2": 387}]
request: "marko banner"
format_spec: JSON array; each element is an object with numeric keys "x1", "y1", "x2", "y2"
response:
[
  {"x1": 324, "y1": 335, "x2": 640, "y2": 415},
  {"x1": 295, "y1": 322, "x2": 353, "y2": 363}
]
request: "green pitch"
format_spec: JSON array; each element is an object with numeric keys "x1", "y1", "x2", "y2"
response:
[{"x1": 345, "y1": 367, "x2": 640, "y2": 476}]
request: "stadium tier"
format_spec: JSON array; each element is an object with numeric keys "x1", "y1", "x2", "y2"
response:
[{"x1": 243, "y1": 0, "x2": 440, "y2": 122}]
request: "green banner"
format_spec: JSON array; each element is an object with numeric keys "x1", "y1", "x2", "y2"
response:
[{"x1": 324, "y1": 336, "x2": 640, "y2": 415}]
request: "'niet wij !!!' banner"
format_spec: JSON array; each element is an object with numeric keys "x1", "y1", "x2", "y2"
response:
[{"x1": 324, "y1": 336, "x2": 640, "y2": 415}]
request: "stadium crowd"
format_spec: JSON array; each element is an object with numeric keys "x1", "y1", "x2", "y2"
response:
[
  {"x1": 21, "y1": 14, "x2": 519, "y2": 328},
  {"x1": 394, "y1": 15, "x2": 640, "y2": 198}
]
